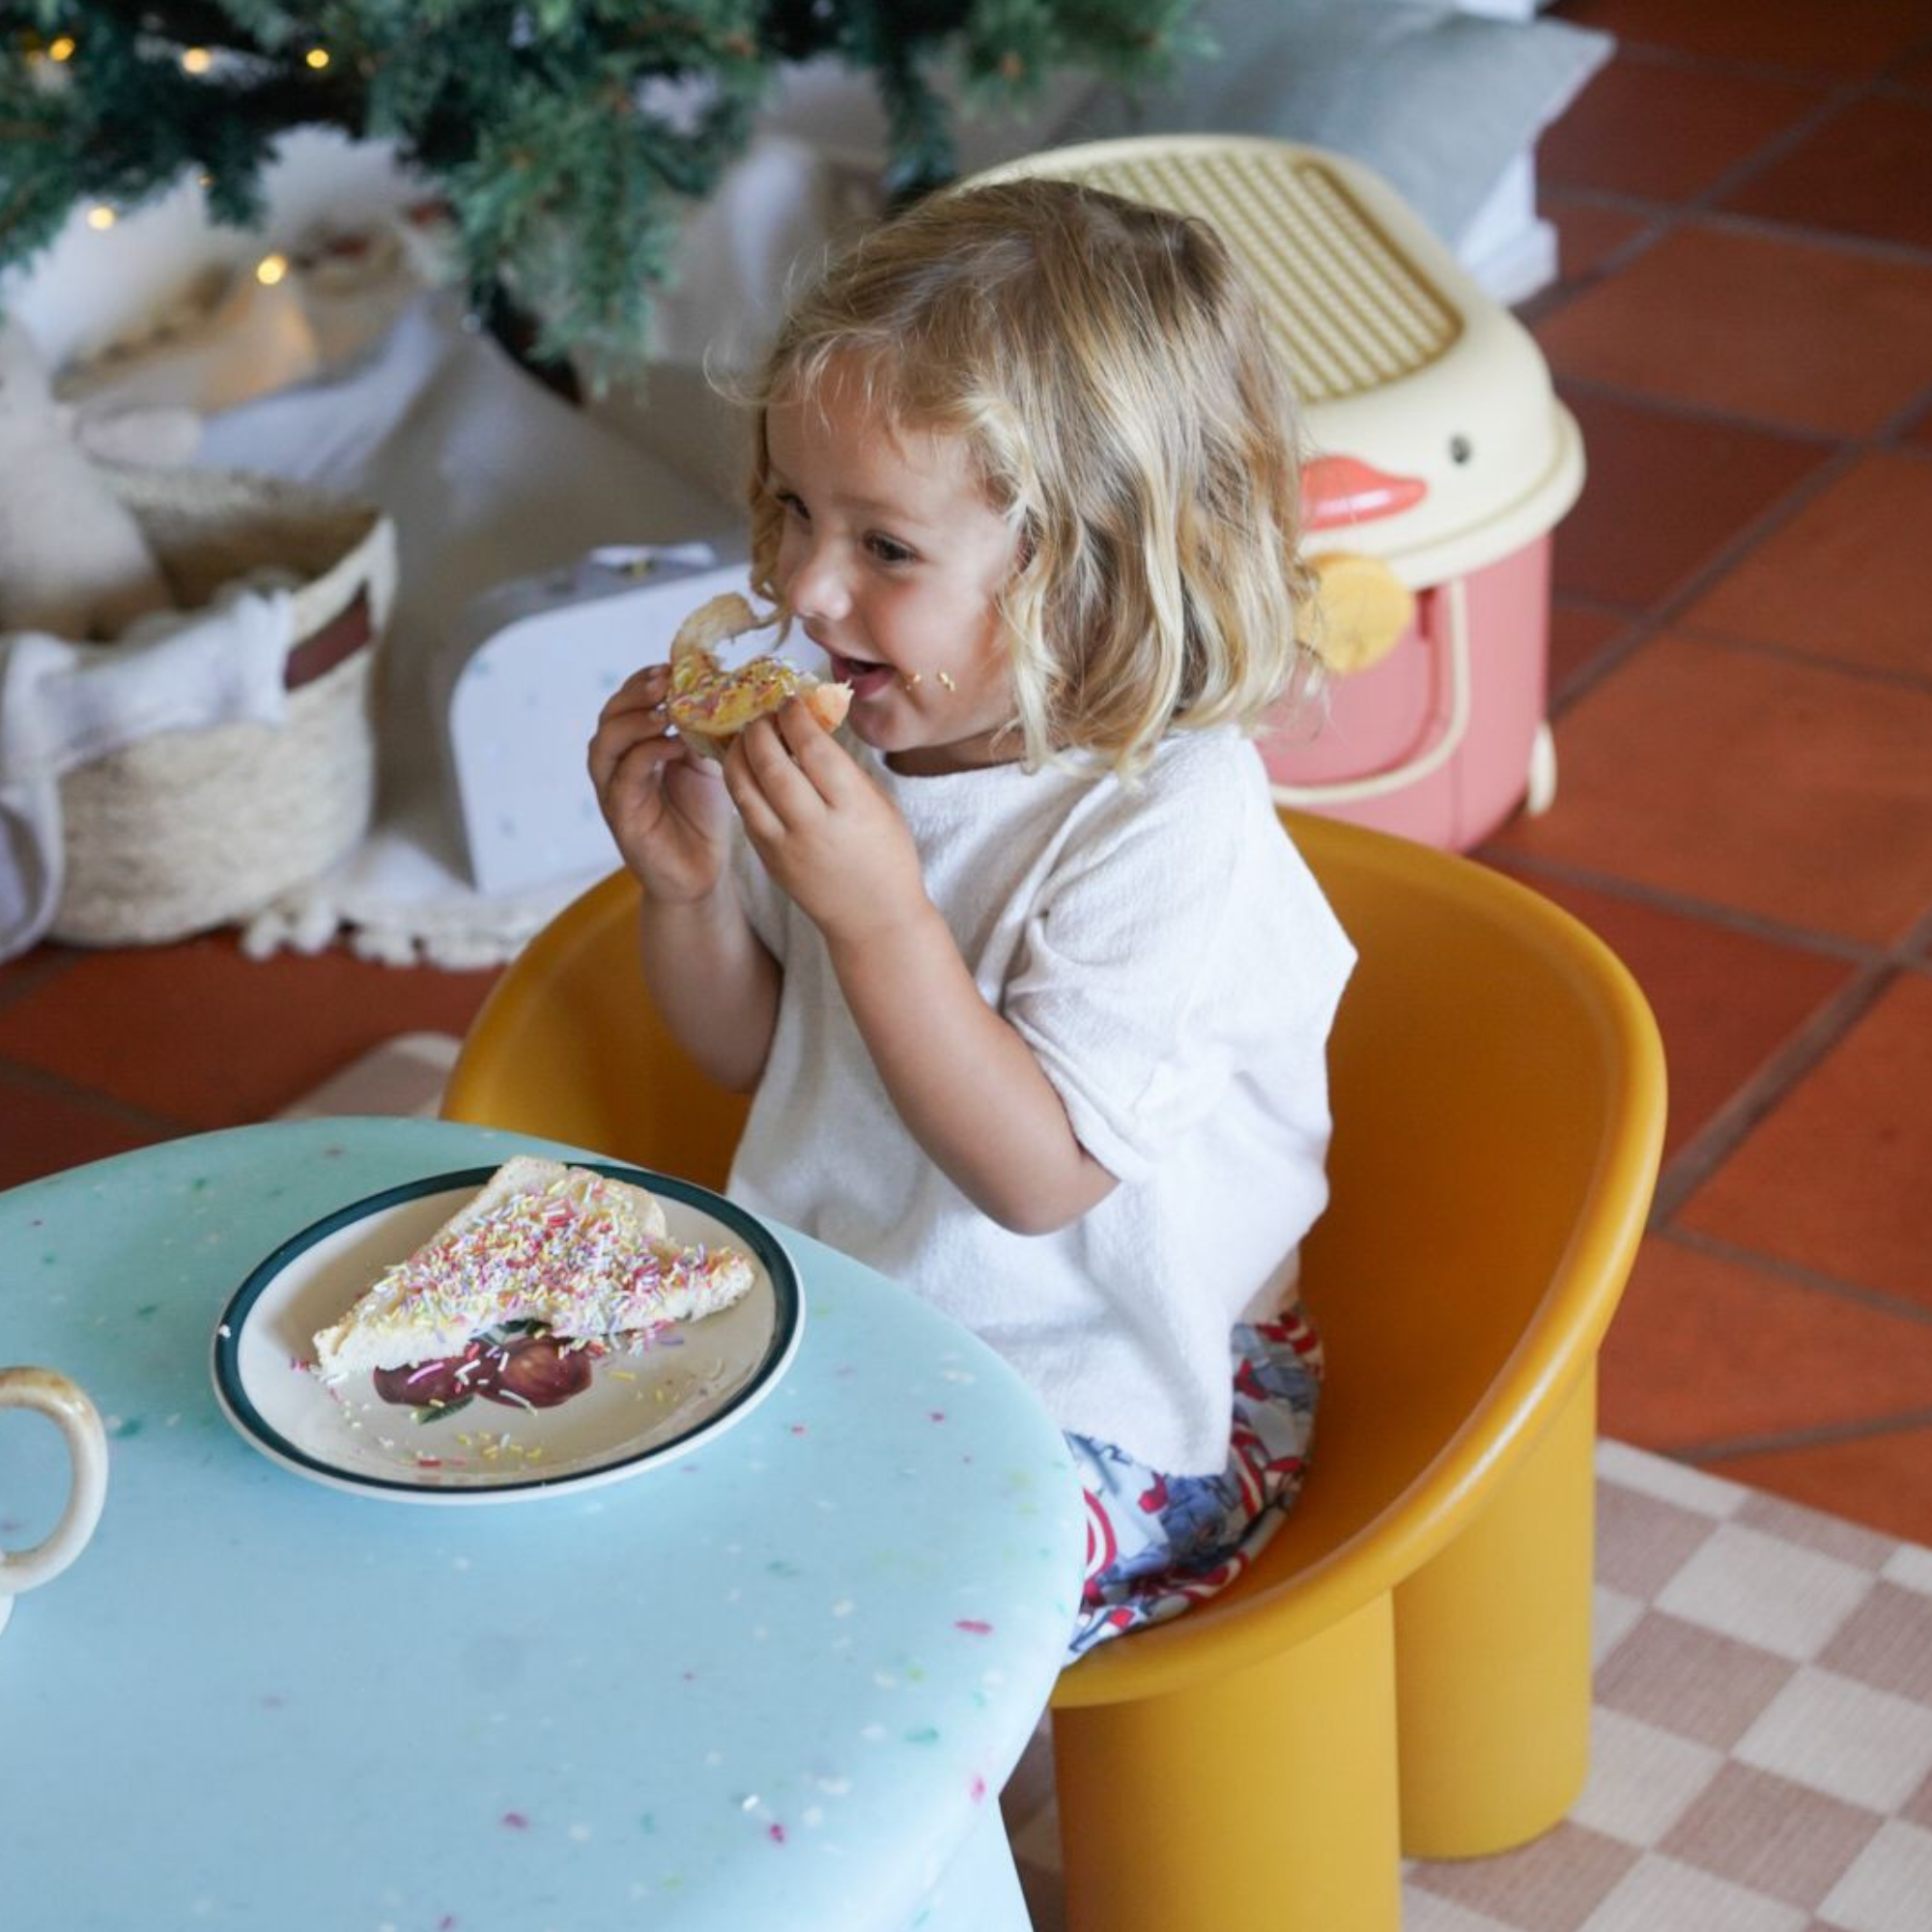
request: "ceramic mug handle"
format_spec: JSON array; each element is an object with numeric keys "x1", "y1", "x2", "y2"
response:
[{"x1": 0, "y1": 1367, "x2": 108, "y2": 1617}]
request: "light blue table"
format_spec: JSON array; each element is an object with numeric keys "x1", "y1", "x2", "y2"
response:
[{"x1": 0, "y1": 1119, "x2": 1084, "y2": 1932}]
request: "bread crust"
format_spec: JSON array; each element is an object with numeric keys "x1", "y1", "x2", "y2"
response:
[{"x1": 666, "y1": 592, "x2": 852, "y2": 758}]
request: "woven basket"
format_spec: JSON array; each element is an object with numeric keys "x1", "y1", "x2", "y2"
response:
[{"x1": 49, "y1": 469, "x2": 397, "y2": 947}]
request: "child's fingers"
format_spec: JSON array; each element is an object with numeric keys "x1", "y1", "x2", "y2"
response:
[
  {"x1": 588, "y1": 711, "x2": 656, "y2": 796},
  {"x1": 591, "y1": 723, "x2": 710, "y2": 827},
  {"x1": 723, "y1": 719, "x2": 788, "y2": 823},
  {"x1": 772, "y1": 696, "x2": 854, "y2": 799},
  {"x1": 594, "y1": 664, "x2": 671, "y2": 735},
  {"x1": 722, "y1": 733, "x2": 787, "y2": 845},
  {"x1": 723, "y1": 701, "x2": 869, "y2": 864},
  {"x1": 735, "y1": 696, "x2": 851, "y2": 822},
  {"x1": 588, "y1": 669, "x2": 676, "y2": 785},
  {"x1": 604, "y1": 661, "x2": 669, "y2": 706},
  {"x1": 592, "y1": 741, "x2": 667, "y2": 835},
  {"x1": 730, "y1": 708, "x2": 827, "y2": 818}
]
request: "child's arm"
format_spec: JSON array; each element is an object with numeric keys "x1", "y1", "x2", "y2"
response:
[
  {"x1": 829, "y1": 906, "x2": 1119, "y2": 1234},
  {"x1": 636, "y1": 887, "x2": 781, "y2": 1095},
  {"x1": 726, "y1": 703, "x2": 1118, "y2": 1235},
  {"x1": 591, "y1": 665, "x2": 781, "y2": 1092}
]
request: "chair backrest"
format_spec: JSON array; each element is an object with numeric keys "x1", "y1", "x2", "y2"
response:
[
  {"x1": 442, "y1": 810, "x2": 1666, "y2": 1694},
  {"x1": 1161, "y1": 810, "x2": 1667, "y2": 1686},
  {"x1": 443, "y1": 868, "x2": 751, "y2": 1186}
]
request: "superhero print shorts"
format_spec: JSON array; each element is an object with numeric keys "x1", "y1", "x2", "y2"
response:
[{"x1": 1065, "y1": 1303, "x2": 1323, "y2": 1660}]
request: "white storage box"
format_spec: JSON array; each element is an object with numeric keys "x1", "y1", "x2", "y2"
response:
[{"x1": 431, "y1": 544, "x2": 751, "y2": 895}]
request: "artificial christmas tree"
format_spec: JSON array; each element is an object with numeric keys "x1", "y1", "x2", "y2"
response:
[{"x1": 1, "y1": 1, "x2": 1208, "y2": 375}]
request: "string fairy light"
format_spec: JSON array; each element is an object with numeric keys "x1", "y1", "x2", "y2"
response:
[
  {"x1": 85, "y1": 204, "x2": 117, "y2": 232},
  {"x1": 254, "y1": 253, "x2": 289, "y2": 286}
]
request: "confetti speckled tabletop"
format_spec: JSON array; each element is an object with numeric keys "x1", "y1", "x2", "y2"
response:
[{"x1": 0, "y1": 1119, "x2": 1085, "y2": 1932}]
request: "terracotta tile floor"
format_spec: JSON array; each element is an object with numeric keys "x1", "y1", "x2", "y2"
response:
[
  {"x1": 1512, "y1": 0, "x2": 1932, "y2": 1546},
  {"x1": 5, "y1": 0, "x2": 1932, "y2": 1548}
]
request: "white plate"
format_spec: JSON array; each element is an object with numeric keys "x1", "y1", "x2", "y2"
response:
[{"x1": 211, "y1": 1163, "x2": 803, "y2": 1504}]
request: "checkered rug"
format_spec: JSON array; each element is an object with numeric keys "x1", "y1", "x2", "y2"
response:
[{"x1": 1005, "y1": 1440, "x2": 1932, "y2": 1932}]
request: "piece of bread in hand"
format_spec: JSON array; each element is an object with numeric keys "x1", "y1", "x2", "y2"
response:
[
  {"x1": 310, "y1": 1155, "x2": 754, "y2": 1380},
  {"x1": 666, "y1": 591, "x2": 852, "y2": 759}
]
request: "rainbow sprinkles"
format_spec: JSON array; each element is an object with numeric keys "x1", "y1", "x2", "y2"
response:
[{"x1": 311, "y1": 1156, "x2": 755, "y2": 1383}]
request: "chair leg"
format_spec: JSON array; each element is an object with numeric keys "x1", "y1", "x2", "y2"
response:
[
  {"x1": 1394, "y1": 1365, "x2": 1599, "y2": 1859},
  {"x1": 1055, "y1": 1592, "x2": 1402, "y2": 1932}
]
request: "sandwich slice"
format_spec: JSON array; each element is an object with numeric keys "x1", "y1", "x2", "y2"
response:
[
  {"x1": 666, "y1": 591, "x2": 852, "y2": 758},
  {"x1": 311, "y1": 1155, "x2": 754, "y2": 1381}
]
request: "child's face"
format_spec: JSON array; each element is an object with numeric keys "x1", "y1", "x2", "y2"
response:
[{"x1": 764, "y1": 371, "x2": 1023, "y2": 776}]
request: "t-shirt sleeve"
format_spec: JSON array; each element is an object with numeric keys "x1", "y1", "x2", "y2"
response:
[
  {"x1": 1004, "y1": 747, "x2": 1354, "y2": 1188},
  {"x1": 1002, "y1": 778, "x2": 1262, "y2": 1187}
]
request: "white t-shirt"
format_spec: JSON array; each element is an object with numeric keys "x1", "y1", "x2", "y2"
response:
[{"x1": 726, "y1": 727, "x2": 1355, "y2": 1474}]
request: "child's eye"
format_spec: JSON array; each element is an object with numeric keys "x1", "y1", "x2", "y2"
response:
[
  {"x1": 775, "y1": 490, "x2": 809, "y2": 522},
  {"x1": 867, "y1": 533, "x2": 917, "y2": 565}
]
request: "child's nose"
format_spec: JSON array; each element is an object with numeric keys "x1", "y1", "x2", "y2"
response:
[{"x1": 786, "y1": 541, "x2": 851, "y2": 623}]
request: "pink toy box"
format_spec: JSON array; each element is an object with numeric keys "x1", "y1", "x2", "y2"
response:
[{"x1": 996, "y1": 136, "x2": 1584, "y2": 850}]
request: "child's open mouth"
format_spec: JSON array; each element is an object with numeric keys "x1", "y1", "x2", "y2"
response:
[{"x1": 829, "y1": 652, "x2": 899, "y2": 699}]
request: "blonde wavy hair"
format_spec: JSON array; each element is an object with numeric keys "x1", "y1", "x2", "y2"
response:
[{"x1": 744, "y1": 176, "x2": 1321, "y2": 775}]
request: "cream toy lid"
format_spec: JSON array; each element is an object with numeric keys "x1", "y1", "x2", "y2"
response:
[{"x1": 972, "y1": 134, "x2": 1583, "y2": 590}]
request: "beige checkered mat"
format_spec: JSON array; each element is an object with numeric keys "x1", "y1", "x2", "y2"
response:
[{"x1": 1005, "y1": 1440, "x2": 1932, "y2": 1932}]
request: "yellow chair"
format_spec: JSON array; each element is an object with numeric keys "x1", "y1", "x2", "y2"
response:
[{"x1": 441, "y1": 810, "x2": 1667, "y2": 1932}]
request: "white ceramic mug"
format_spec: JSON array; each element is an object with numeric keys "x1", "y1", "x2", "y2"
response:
[{"x1": 0, "y1": 1367, "x2": 108, "y2": 1637}]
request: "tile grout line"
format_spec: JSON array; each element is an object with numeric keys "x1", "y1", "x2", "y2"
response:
[
  {"x1": 1543, "y1": 365, "x2": 1850, "y2": 445},
  {"x1": 0, "y1": 1056, "x2": 192, "y2": 1135},
  {"x1": 1651, "y1": 71, "x2": 1875, "y2": 217},
  {"x1": 1477, "y1": 844, "x2": 1927, "y2": 1230},
  {"x1": 1548, "y1": 588, "x2": 1649, "y2": 627},
  {"x1": 1873, "y1": 373, "x2": 1932, "y2": 444},
  {"x1": 1650, "y1": 1221, "x2": 1932, "y2": 1336},
  {"x1": 1515, "y1": 206, "x2": 1676, "y2": 329},
  {"x1": 1565, "y1": 29, "x2": 1930, "y2": 96},
  {"x1": 1661, "y1": 618, "x2": 1932, "y2": 699},
  {"x1": 1671, "y1": 200, "x2": 1932, "y2": 273},
  {"x1": 0, "y1": 948, "x2": 85, "y2": 1015},
  {"x1": 1532, "y1": 443, "x2": 1874, "y2": 718},
  {"x1": 1646, "y1": 963, "x2": 1900, "y2": 1222},
  {"x1": 1525, "y1": 43, "x2": 1929, "y2": 331},
  {"x1": 1679, "y1": 1405, "x2": 1932, "y2": 1470},
  {"x1": 1896, "y1": 897, "x2": 1932, "y2": 959},
  {"x1": 1546, "y1": 615, "x2": 1665, "y2": 713},
  {"x1": 1524, "y1": 407, "x2": 1904, "y2": 718},
  {"x1": 1476, "y1": 848, "x2": 1894, "y2": 966}
]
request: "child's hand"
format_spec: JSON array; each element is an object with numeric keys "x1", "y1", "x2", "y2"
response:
[
  {"x1": 724, "y1": 699, "x2": 925, "y2": 943},
  {"x1": 588, "y1": 665, "x2": 735, "y2": 905}
]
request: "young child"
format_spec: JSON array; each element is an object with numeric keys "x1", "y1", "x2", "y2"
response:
[{"x1": 588, "y1": 177, "x2": 1355, "y2": 1656}]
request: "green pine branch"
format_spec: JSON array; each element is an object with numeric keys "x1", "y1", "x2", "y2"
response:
[{"x1": 0, "y1": 0, "x2": 1207, "y2": 367}]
